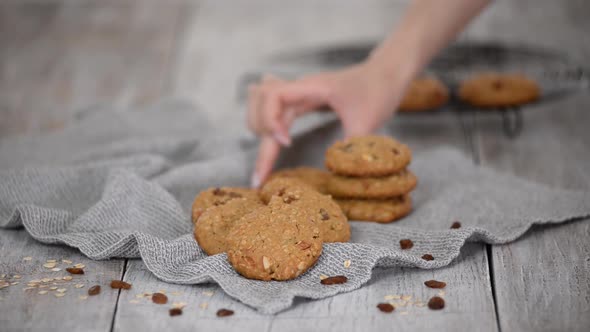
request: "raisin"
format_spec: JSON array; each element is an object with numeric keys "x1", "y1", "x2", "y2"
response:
[
  {"x1": 319, "y1": 208, "x2": 330, "y2": 220},
  {"x1": 392, "y1": 148, "x2": 399, "y2": 155},
  {"x1": 424, "y1": 280, "x2": 446, "y2": 289},
  {"x1": 152, "y1": 292, "x2": 168, "y2": 304},
  {"x1": 320, "y1": 276, "x2": 348, "y2": 285},
  {"x1": 110, "y1": 280, "x2": 132, "y2": 290},
  {"x1": 66, "y1": 267, "x2": 84, "y2": 275},
  {"x1": 212, "y1": 188, "x2": 226, "y2": 196},
  {"x1": 492, "y1": 80, "x2": 503, "y2": 90},
  {"x1": 428, "y1": 296, "x2": 445, "y2": 310},
  {"x1": 376, "y1": 303, "x2": 395, "y2": 313},
  {"x1": 451, "y1": 221, "x2": 461, "y2": 229},
  {"x1": 216, "y1": 309, "x2": 234, "y2": 317},
  {"x1": 169, "y1": 308, "x2": 182, "y2": 317},
  {"x1": 422, "y1": 254, "x2": 434, "y2": 261},
  {"x1": 88, "y1": 285, "x2": 101, "y2": 296},
  {"x1": 399, "y1": 239, "x2": 413, "y2": 250}
]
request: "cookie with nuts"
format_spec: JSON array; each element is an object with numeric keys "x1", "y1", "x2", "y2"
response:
[
  {"x1": 326, "y1": 169, "x2": 417, "y2": 199},
  {"x1": 191, "y1": 187, "x2": 261, "y2": 223},
  {"x1": 335, "y1": 195, "x2": 412, "y2": 223},
  {"x1": 399, "y1": 76, "x2": 449, "y2": 112},
  {"x1": 194, "y1": 197, "x2": 264, "y2": 255},
  {"x1": 458, "y1": 72, "x2": 540, "y2": 108},
  {"x1": 226, "y1": 196, "x2": 323, "y2": 281},
  {"x1": 325, "y1": 135, "x2": 412, "y2": 177},
  {"x1": 261, "y1": 177, "x2": 350, "y2": 243},
  {"x1": 265, "y1": 166, "x2": 330, "y2": 194}
]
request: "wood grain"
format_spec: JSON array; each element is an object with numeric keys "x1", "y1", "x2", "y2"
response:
[
  {"x1": 0, "y1": 230, "x2": 125, "y2": 331},
  {"x1": 113, "y1": 244, "x2": 496, "y2": 332}
]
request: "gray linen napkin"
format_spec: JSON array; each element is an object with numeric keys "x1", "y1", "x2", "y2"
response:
[{"x1": 1, "y1": 102, "x2": 588, "y2": 314}]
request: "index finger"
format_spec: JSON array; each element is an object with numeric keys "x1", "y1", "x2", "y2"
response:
[{"x1": 251, "y1": 135, "x2": 281, "y2": 188}]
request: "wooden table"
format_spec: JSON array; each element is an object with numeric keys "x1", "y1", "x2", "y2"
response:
[{"x1": 1, "y1": 1, "x2": 588, "y2": 331}]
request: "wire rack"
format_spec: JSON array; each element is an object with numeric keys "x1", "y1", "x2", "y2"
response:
[{"x1": 238, "y1": 41, "x2": 589, "y2": 139}]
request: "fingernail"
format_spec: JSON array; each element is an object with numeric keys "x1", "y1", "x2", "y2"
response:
[
  {"x1": 250, "y1": 172, "x2": 261, "y2": 188},
  {"x1": 273, "y1": 132, "x2": 291, "y2": 147}
]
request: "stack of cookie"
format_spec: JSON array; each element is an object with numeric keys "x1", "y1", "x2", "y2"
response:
[
  {"x1": 191, "y1": 178, "x2": 350, "y2": 281},
  {"x1": 324, "y1": 135, "x2": 417, "y2": 223}
]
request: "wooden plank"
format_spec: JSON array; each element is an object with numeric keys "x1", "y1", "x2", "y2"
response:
[
  {"x1": 114, "y1": 243, "x2": 496, "y2": 332},
  {"x1": 0, "y1": 230, "x2": 124, "y2": 331},
  {"x1": 468, "y1": 1, "x2": 590, "y2": 331},
  {"x1": 0, "y1": 1, "x2": 183, "y2": 139},
  {"x1": 476, "y1": 93, "x2": 590, "y2": 332}
]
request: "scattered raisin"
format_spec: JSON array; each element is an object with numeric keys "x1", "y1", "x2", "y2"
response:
[
  {"x1": 152, "y1": 292, "x2": 168, "y2": 304},
  {"x1": 88, "y1": 285, "x2": 101, "y2": 296},
  {"x1": 320, "y1": 276, "x2": 348, "y2": 285},
  {"x1": 424, "y1": 280, "x2": 446, "y2": 289},
  {"x1": 428, "y1": 296, "x2": 445, "y2": 310},
  {"x1": 169, "y1": 308, "x2": 182, "y2": 317},
  {"x1": 377, "y1": 303, "x2": 395, "y2": 313},
  {"x1": 451, "y1": 221, "x2": 461, "y2": 229},
  {"x1": 492, "y1": 80, "x2": 503, "y2": 90},
  {"x1": 392, "y1": 148, "x2": 399, "y2": 155},
  {"x1": 110, "y1": 280, "x2": 132, "y2": 290},
  {"x1": 319, "y1": 208, "x2": 330, "y2": 220},
  {"x1": 66, "y1": 267, "x2": 84, "y2": 275},
  {"x1": 216, "y1": 309, "x2": 234, "y2": 317},
  {"x1": 422, "y1": 254, "x2": 434, "y2": 261},
  {"x1": 399, "y1": 239, "x2": 413, "y2": 250}
]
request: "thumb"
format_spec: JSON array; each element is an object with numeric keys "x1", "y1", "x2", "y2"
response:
[{"x1": 251, "y1": 135, "x2": 281, "y2": 188}]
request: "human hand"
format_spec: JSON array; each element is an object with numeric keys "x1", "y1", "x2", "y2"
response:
[{"x1": 247, "y1": 61, "x2": 408, "y2": 187}]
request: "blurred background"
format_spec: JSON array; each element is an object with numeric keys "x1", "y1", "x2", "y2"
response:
[{"x1": 0, "y1": 0, "x2": 588, "y2": 140}]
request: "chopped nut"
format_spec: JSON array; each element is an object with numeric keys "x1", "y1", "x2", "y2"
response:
[
  {"x1": 110, "y1": 280, "x2": 132, "y2": 290},
  {"x1": 399, "y1": 311, "x2": 409, "y2": 315},
  {"x1": 73, "y1": 264, "x2": 85, "y2": 269},
  {"x1": 297, "y1": 261, "x2": 306, "y2": 270},
  {"x1": 172, "y1": 302, "x2": 187, "y2": 309},
  {"x1": 202, "y1": 291, "x2": 214, "y2": 297},
  {"x1": 262, "y1": 256, "x2": 271, "y2": 270},
  {"x1": 38, "y1": 290, "x2": 48, "y2": 295},
  {"x1": 129, "y1": 300, "x2": 140, "y2": 304},
  {"x1": 63, "y1": 276, "x2": 73, "y2": 281},
  {"x1": 399, "y1": 239, "x2": 413, "y2": 250},
  {"x1": 401, "y1": 295, "x2": 412, "y2": 301},
  {"x1": 296, "y1": 241, "x2": 311, "y2": 250},
  {"x1": 343, "y1": 260, "x2": 351, "y2": 268},
  {"x1": 51, "y1": 268, "x2": 62, "y2": 272},
  {"x1": 56, "y1": 288, "x2": 67, "y2": 293},
  {"x1": 169, "y1": 308, "x2": 183, "y2": 317},
  {"x1": 13, "y1": 275, "x2": 22, "y2": 279},
  {"x1": 75, "y1": 284, "x2": 85, "y2": 289},
  {"x1": 320, "y1": 276, "x2": 348, "y2": 285},
  {"x1": 10, "y1": 282, "x2": 19, "y2": 285},
  {"x1": 319, "y1": 274, "x2": 329, "y2": 280},
  {"x1": 152, "y1": 292, "x2": 168, "y2": 304},
  {"x1": 41, "y1": 278, "x2": 52, "y2": 283},
  {"x1": 49, "y1": 286, "x2": 58, "y2": 290},
  {"x1": 424, "y1": 280, "x2": 446, "y2": 289},
  {"x1": 23, "y1": 257, "x2": 32, "y2": 261},
  {"x1": 384, "y1": 295, "x2": 401, "y2": 300},
  {"x1": 216, "y1": 309, "x2": 234, "y2": 317},
  {"x1": 54, "y1": 293, "x2": 66, "y2": 298},
  {"x1": 62, "y1": 259, "x2": 73, "y2": 264},
  {"x1": 79, "y1": 295, "x2": 89, "y2": 300},
  {"x1": 46, "y1": 259, "x2": 57, "y2": 263},
  {"x1": 428, "y1": 296, "x2": 445, "y2": 310},
  {"x1": 43, "y1": 262, "x2": 57, "y2": 269},
  {"x1": 88, "y1": 285, "x2": 101, "y2": 296},
  {"x1": 377, "y1": 303, "x2": 395, "y2": 313},
  {"x1": 199, "y1": 302, "x2": 209, "y2": 310},
  {"x1": 66, "y1": 267, "x2": 84, "y2": 275}
]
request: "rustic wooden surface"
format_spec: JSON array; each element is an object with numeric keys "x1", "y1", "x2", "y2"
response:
[{"x1": 0, "y1": 0, "x2": 588, "y2": 331}]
